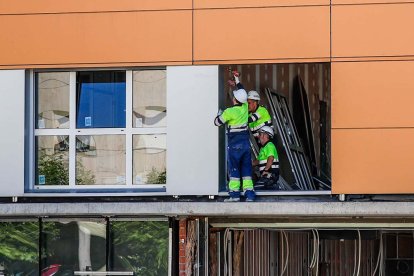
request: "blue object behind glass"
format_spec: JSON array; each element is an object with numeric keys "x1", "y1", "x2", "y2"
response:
[{"x1": 77, "y1": 72, "x2": 126, "y2": 128}]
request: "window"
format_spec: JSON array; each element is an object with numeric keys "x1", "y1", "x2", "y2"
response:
[
  {"x1": 0, "y1": 221, "x2": 39, "y2": 274},
  {"x1": 32, "y1": 69, "x2": 167, "y2": 190}
]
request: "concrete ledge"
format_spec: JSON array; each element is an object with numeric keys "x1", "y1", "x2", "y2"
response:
[{"x1": 1, "y1": 202, "x2": 414, "y2": 217}]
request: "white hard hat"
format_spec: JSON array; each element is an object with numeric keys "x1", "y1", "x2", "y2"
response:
[
  {"x1": 233, "y1": 89, "x2": 247, "y2": 103},
  {"x1": 259, "y1": 126, "x2": 274, "y2": 138},
  {"x1": 248, "y1": 90, "x2": 260, "y2": 101}
]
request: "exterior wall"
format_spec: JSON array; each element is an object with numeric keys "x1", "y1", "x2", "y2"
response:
[
  {"x1": 331, "y1": 2, "x2": 414, "y2": 194},
  {"x1": 0, "y1": 11, "x2": 192, "y2": 68},
  {"x1": 193, "y1": 6, "x2": 330, "y2": 63},
  {"x1": 0, "y1": 1, "x2": 413, "y2": 194},
  {"x1": 0, "y1": 70, "x2": 25, "y2": 196},
  {"x1": 166, "y1": 66, "x2": 219, "y2": 196}
]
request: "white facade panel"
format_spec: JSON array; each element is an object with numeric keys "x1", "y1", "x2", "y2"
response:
[
  {"x1": 166, "y1": 66, "x2": 219, "y2": 195},
  {"x1": 0, "y1": 70, "x2": 25, "y2": 196}
]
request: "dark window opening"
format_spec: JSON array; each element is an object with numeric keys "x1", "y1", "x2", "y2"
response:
[{"x1": 219, "y1": 63, "x2": 331, "y2": 192}]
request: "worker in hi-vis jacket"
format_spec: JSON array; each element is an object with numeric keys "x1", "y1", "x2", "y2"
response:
[
  {"x1": 229, "y1": 71, "x2": 273, "y2": 144},
  {"x1": 253, "y1": 126, "x2": 280, "y2": 189},
  {"x1": 214, "y1": 87, "x2": 256, "y2": 202}
]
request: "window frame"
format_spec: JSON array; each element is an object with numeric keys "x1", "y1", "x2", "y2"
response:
[{"x1": 28, "y1": 69, "x2": 167, "y2": 191}]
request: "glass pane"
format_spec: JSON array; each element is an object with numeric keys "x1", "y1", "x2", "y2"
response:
[
  {"x1": 76, "y1": 135, "x2": 125, "y2": 185},
  {"x1": 0, "y1": 222, "x2": 39, "y2": 275},
  {"x1": 41, "y1": 220, "x2": 106, "y2": 273},
  {"x1": 36, "y1": 135, "x2": 69, "y2": 185},
  {"x1": 110, "y1": 221, "x2": 169, "y2": 275},
  {"x1": 133, "y1": 70, "x2": 166, "y2": 128},
  {"x1": 36, "y1": 72, "x2": 70, "y2": 129},
  {"x1": 77, "y1": 71, "x2": 126, "y2": 128},
  {"x1": 133, "y1": 134, "x2": 166, "y2": 184}
]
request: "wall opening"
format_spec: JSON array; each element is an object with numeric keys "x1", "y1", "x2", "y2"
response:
[
  {"x1": 210, "y1": 228, "x2": 414, "y2": 276},
  {"x1": 218, "y1": 63, "x2": 331, "y2": 193}
]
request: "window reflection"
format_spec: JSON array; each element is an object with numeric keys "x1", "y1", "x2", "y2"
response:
[
  {"x1": 77, "y1": 71, "x2": 126, "y2": 128},
  {"x1": 76, "y1": 135, "x2": 125, "y2": 185},
  {"x1": 41, "y1": 220, "x2": 106, "y2": 273},
  {"x1": 0, "y1": 222, "x2": 38, "y2": 274},
  {"x1": 133, "y1": 70, "x2": 166, "y2": 128},
  {"x1": 36, "y1": 72, "x2": 70, "y2": 129},
  {"x1": 110, "y1": 221, "x2": 169, "y2": 274},
  {"x1": 36, "y1": 136, "x2": 69, "y2": 185},
  {"x1": 133, "y1": 134, "x2": 166, "y2": 184}
]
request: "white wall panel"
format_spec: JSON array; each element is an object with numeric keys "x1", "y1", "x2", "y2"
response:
[
  {"x1": 167, "y1": 66, "x2": 219, "y2": 195},
  {"x1": 0, "y1": 70, "x2": 25, "y2": 196}
]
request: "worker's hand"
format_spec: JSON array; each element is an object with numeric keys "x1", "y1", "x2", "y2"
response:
[
  {"x1": 217, "y1": 109, "x2": 223, "y2": 116},
  {"x1": 261, "y1": 171, "x2": 270, "y2": 177},
  {"x1": 227, "y1": 79, "x2": 236, "y2": 87},
  {"x1": 232, "y1": 70, "x2": 240, "y2": 78}
]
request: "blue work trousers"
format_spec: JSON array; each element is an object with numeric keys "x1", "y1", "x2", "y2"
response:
[{"x1": 227, "y1": 132, "x2": 253, "y2": 191}]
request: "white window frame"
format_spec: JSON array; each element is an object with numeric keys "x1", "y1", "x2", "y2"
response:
[{"x1": 29, "y1": 69, "x2": 167, "y2": 191}]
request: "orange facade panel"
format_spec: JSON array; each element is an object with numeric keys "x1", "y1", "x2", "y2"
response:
[
  {"x1": 333, "y1": 0, "x2": 413, "y2": 4},
  {"x1": 0, "y1": 0, "x2": 192, "y2": 14},
  {"x1": 332, "y1": 129, "x2": 414, "y2": 194},
  {"x1": 194, "y1": 0, "x2": 329, "y2": 9},
  {"x1": 194, "y1": 7, "x2": 330, "y2": 62},
  {"x1": 332, "y1": 3, "x2": 414, "y2": 58},
  {"x1": 332, "y1": 61, "x2": 414, "y2": 129},
  {"x1": 0, "y1": 11, "x2": 192, "y2": 67}
]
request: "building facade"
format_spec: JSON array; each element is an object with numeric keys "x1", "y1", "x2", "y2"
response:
[{"x1": 0, "y1": 0, "x2": 414, "y2": 275}]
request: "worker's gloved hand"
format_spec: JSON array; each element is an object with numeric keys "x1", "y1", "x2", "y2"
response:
[
  {"x1": 232, "y1": 70, "x2": 240, "y2": 78},
  {"x1": 217, "y1": 109, "x2": 223, "y2": 116},
  {"x1": 261, "y1": 171, "x2": 270, "y2": 178},
  {"x1": 231, "y1": 70, "x2": 240, "y2": 84}
]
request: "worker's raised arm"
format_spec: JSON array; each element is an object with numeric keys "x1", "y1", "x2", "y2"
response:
[{"x1": 234, "y1": 73, "x2": 245, "y2": 90}]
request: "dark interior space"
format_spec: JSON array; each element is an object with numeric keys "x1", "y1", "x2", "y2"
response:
[{"x1": 219, "y1": 63, "x2": 331, "y2": 192}]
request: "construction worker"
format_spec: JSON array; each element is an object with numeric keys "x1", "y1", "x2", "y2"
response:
[
  {"x1": 229, "y1": 71, "x2": 273, "y2": 143},
  {"x1": 253, "y1": 126, "x2": 280, "y2": 189},
  {"x1": 214, "y1": 88, "x2": 256, "y2": 202}
]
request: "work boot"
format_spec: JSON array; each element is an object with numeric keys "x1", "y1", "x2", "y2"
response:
[
  {"x1": 244, "y1": 189, "x2": 256, "y2": 202},
  {"x1": 224, "y1": 191, "x2": 240, "y2": 202},
  {"x1": 224, "y1": 197, "x2": 240, "y2": 202}
]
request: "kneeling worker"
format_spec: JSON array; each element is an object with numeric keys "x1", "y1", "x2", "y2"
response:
[
  {"x1": 214, "y1": 88, "x2": 256, "y2": 202},
  {"x1": 253, "y1": 126, "x2": 280, "y2": 189}
]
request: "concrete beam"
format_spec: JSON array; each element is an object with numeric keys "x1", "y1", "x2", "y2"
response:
[{"x1": 1, "y1": 202, "x2": 414, "y2": 218}]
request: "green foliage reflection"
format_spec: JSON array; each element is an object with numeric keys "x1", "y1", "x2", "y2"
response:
[
  {"x1": 111, "y1": 221, "x2": 169, "y2": 275},
  {"x1": 0, "y1": 222, "x2": 38, "y2": 275},
  {"x1": 146, "y1": 168, "x2": 166, "y2": 184}
]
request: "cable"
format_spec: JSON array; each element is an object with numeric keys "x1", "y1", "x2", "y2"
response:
[
  {"x1": 357, "y1": 229, "x2": 361, "y2": 276},
  {"x1": 280, "y1": 230, "x2": 285, "y2": 276},
  {"x1": 372, "y1": 231, "x2": 382, "y2": 276},
  {"x1": 281, "y1": 231, "x2": 289, "y2": 276},
  {"x1": 285, "y1": 231, "x2": 290, "y2": 275},
  {"x1": 380, "y1": 232, "x2": 384, "y2": 276},
  {"x1": 223, "y1": 228, "x2": 229, "y2": 276},
  {"x1": 309, "y1": 230, "x2": 317, "y2": 269},
  {"x1": 315, "y1": 229, "x2": 320, "y2": 276}
]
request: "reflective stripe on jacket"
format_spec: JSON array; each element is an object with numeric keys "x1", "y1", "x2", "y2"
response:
[
  {"x1": 258, "y1": 141, "x2": 279, "y2": 172},
  {"x1": 215, "y1": 103, "x2": 249, "y2": 134},
  {"x1": 249, "y1": 106, "x2": 273, "y2": 137}
]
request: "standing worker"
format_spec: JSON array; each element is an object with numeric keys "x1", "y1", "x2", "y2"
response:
[
  {"x1": 253, "y1": 126, "x2": 280, "y2": 189},
  {"x1": 229, "y1": 71, "x2": 273, "y2": 143},
  {"x1": 214, "y1": 87, "x2": 256, "y2": 202}
]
